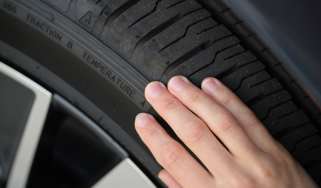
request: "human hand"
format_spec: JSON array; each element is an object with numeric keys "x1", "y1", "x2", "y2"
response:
[{"x1": 135, "y1": 76, "x2": 317, "y2": 188}]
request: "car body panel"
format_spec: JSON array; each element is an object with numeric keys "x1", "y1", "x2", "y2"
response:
[{"x1": 222, "y1": 0, "x2": 321, "y2": 108}]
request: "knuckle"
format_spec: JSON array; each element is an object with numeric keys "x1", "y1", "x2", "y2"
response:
[
  {"x1": 184, "y1": 120, "x2": 207, "y2": 144},
  {"x1": 231, "y1": 176, "x2": 256, "y2": 188},
  {"x1": 274, "y1": 144, "x2": 295, "y2": 166},
  {"x1": 160, "y1": 142, "x2": 183, "y2": 168},
  {"x1": 215, "y1": 116, "x2": 235, "y2": 133},
  {"x1": 220, "y1": 92, "x2": 233, "y2": 106},
  {"x1": 162, "y1": 98, "x2": 180, "y2": 111},
  {"x1": 258, "y1": 166, "x2": 274, "y2": 179},
  {"x1": 254, "y1": 158, "x2": 279, "y2": 181},
  {"x1": 186, "y1": 90, "x2": 204, "y2": 105}
]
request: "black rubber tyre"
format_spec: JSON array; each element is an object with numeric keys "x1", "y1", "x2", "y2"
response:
[{"x1": 0, "y1": 0, "x2": 320, "y2": 186}]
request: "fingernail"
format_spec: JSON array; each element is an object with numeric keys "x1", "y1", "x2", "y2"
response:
[
  {"x1": 135, "y1": 113, "x2": 153, "y2": 128},
  {"x1": 202, "y1": 78, "x2": 221, "y2": 93},
  {"x1": 169, "y1": 76, "x2": 190, "y2": 92},
  {"x1": 145, "y1": 82, "x2": 166, "y2": 98}
]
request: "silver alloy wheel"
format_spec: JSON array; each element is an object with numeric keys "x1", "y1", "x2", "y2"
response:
[{"x1": 0, "y1": 61, "x2": 156, "y2": 188}]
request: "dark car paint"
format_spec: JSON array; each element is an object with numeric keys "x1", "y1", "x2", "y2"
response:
[{"x1": 222, "y1": 0, "x2": 321, "y2": 108}]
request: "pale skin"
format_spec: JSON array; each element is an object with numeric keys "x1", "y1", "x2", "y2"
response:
[{"x1": 134, "y1": 76, "x2": 317, "y2": 188}]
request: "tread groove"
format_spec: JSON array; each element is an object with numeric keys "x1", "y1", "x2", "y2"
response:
[
  {"x1": 103, "y1": 0, "x2": 140, "y2": 27},
  {"x1": 216, "y1": 59, "x2": 258, "y2": 79},
  {"x1": 264, "y1": 108, "x2": 301, "y2": 124},
  {"x1": 229, "y1": 68, "x2": 266, "y2": 91},
  {"x1": 166, "y1": 0, "x2": 187, "y2": 9},
  {"x1": 247, "y1": 87, "x2": 284, "y2": 106},
  {"x1": 291, "y1": 132, "x2": 320, "y2": 153},
  {"x1": 159, "y1": 16, "x2": 212, "y2": 52},
  {"x1": 128, "y1": 0, "x2": 162, "y2": 28},
  {"x1": 223, "y1": 50, "x2": 246, "y2": 61},
  {"x1": 196, "y1": 25, "x2": 220, "y2": 35},
  {"x1": 162, "y1": 40, "x2": 211, "y2": 76},
  {"x1": 261, "y1": 99, "x2": 293, "y2": 120},
  {"x1": 274, "y1": 122, "x2": 310, "y2": 140},
  {"x1": 132, "y1": 7, "x2": 206, "y2": 52},
  {"x1": 133, "y1": 14, "x2": 181, "y2": 52},
  {"x1": 249, "y1": 76, "x2": 272, "y2": 88},
  {"x1": 188, "y1": 36, "x2": 238, "y2": 76}
]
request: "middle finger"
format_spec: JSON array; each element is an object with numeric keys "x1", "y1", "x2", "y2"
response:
[{"x1": 167, "y1": 76, "x2": 258, "y2": 159}]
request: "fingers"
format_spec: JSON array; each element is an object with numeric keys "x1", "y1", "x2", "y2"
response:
[
  {"x1": 135, "y1": 76, "x2": 306, "y2": 188},
  {"x1": 135, "y1": 113, "x2": 213, "y2": 188},
  {"x1": 167, "y1": 76, "x2": 258, "y2": 158},
  {"x1": 159, "y1": 170, "x2": 182, "y2": 188},
  {"x1": 144, "y1": 82, "x2": 234, "y2": 174},
  {"x1": 201, "y1": 77, "x2": 277, "y2": 152}
]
